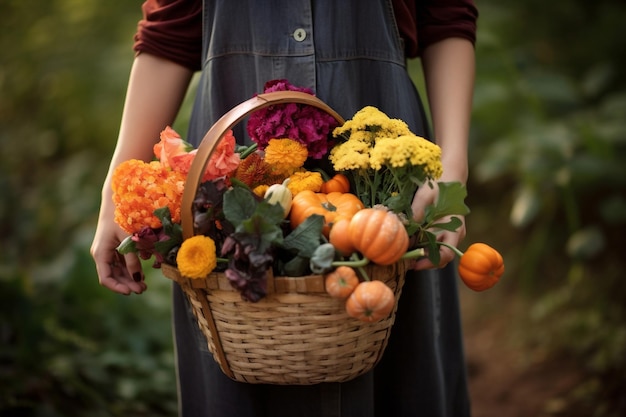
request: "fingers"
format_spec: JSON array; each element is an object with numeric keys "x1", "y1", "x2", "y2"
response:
[
  {"x1": 410, "y1": 243, "x2": 456, "y2": 271},
  {"x1": 411, "y1": 183, "x2": 438, "y2": 222},
  {"x1": 410, "y1": 221, "x2": 466, "y2": 271},
  {"x1": 94, "y1": 251, "x2": 147, "y2": 295}
]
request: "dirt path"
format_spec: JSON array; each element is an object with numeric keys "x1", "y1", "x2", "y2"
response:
[{"x1": 460, "y1": 288, "x2": 586, "y2": 417}]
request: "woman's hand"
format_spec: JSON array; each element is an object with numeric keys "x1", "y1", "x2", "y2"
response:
[
  {"x1": 91, "y1": 206, "x2": 147, "y2": 295},
  {"x1": 409, "y1": 182, "x2": 466, "y2": 270}
]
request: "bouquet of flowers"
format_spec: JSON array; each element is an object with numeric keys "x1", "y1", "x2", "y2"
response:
[{"x1": 113, "y1": 79, "x2": 504, "y2": 320}]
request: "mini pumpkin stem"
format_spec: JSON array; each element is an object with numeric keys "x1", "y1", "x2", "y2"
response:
[
  {"x1": 400, "y1": 247, "x2": 426, "y2": 259},
  {"x1": 436, "y1": 241, "x2": 465, "y2": 258},
  {"x1": 331, "y1": 253, "x2": 370, "y2": 268},
  {"x1": 331, "y1": 253, "x2": 372, "y2": 280}
]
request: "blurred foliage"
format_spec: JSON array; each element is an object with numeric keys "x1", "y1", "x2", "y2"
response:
[
  {"x1": 468, "y1": 1, "x2": 626, "y2": 415},
  {"x1": 1, "y1": 0, "x2": 625, "y2": 416},
  {"x1": 1, "y1": 1, "x2": 179, "y2": 415}
]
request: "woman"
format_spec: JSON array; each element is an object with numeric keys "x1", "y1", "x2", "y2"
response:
[{"x1": 91, "y1": 1, "x2": 478, "y2": 415}]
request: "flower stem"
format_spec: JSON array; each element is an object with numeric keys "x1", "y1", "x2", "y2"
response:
[{"x1": 238, "y1": 143, "x2": 258, "y2": 159}]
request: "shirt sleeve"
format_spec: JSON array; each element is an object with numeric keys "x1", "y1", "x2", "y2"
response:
[
  {"x1": 415, "y1": 0, "x2": 478, "y2": 56},
  {"x1": 133, "y1": 0, "x2": 203, "y2": 71}
]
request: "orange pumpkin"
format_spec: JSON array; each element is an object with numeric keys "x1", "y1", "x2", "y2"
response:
[
  {"x1": 345, "y1": 280, "x2": 395, "y2": 322},
  {"x1": 290, "y1": 190, "x2": 364, "y2": 236},
  {"x1": 348, "y1": 207, "x2": 409, "y2": 265},
  {"x1": 329, "y1": 218, "x2": 356, "y2": 257},
  {"x1": 324, "y1": 266, "x2": 359, "y2": 299},
  {"x1": 458, "y1": 243, "x2": 504, "y2": 291},
  {"x1": 320, "y1": 173, "x2": 350, "y2": 194}
]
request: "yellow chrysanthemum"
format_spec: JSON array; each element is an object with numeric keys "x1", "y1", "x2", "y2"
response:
[
  {"x1": 264, "y1": 138, "x2": 308, "y2": 176},
  {"x1": 287, "y1": 171, "x2": 323, "y2": 195},
  {"x1": 332, "y1": 106, "x2": 412, "y2": 142},
  {"x1": 369, "y1": 135, "x2": 442, "y2": 179},
  {"x1": 112, "y1": 159, "x2": 184, "y2": 234},
  {"x1": 329, "y1": 140, "x2": 371, "y2": 171},
  {"x1": 176, "y1": 235, "x2": 217, "y2": 279}
]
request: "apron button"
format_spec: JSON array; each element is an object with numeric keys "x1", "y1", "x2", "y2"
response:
[{"x1": 293, "y1": 28, "x2": 307, "y2": 42}]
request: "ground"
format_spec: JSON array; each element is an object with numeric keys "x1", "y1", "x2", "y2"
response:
[{"x1": 460, "y1": 287, "x2": 587, "y2": 417}]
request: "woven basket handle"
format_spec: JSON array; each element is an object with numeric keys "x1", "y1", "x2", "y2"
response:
[{"x1": 181, "y1": 90, "x2": 345, "y2": 239}]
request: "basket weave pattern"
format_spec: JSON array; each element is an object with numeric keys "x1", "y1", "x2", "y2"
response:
[
  {"x1": 162, "y1": 91, "x2": 408, "y2": 385},
  {"x1": 163, "y1": 261, "x2": 407, "y2": 384}
]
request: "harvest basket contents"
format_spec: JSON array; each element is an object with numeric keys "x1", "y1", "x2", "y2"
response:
[{"x1": 112, "y1": 80, "x2": 504, "y2": 384}]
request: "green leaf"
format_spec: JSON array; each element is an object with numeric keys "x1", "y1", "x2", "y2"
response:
[
  {"x1": 282, "y1": 255, "x2": 310, "y2": 276},
  {"x1": 223, "y1": 187, "x2": 258, "y2": 227},
  {"x1": 155, "y1": 207, "x2": 182, "y2": 239},
  {"x1": 431, "y1": 216, "x2": 463, "y2": 232},
  {"x1": 240, "y1": 214, "x2": 283, "y2": 253},
  {"x1": 282, "y1": 214, "x2": 324, "y2": 257},
  {"x1": 153, "y1": 206, "x2": 183, "y2": 255},
  {"x1": 424, "y1": 182, "x2": 470, "y2": 223},
  {"x1": 423, "y1": 232, "x2": 440, "y2": 266},
  {"x1": 254, "y1": 200, "x2": 286, "y2": 227},
  {"x1": 116, "y1": 235, "x2": 137, "y2": 255}
]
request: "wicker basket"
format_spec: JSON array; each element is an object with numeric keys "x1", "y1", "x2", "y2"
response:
[{"x1": 161, "y1": 91, "x2": 409, "y2": 385}]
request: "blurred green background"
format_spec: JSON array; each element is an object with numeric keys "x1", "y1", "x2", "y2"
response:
[{"x1": 1, "y1": 1, "x2": 625, "y2": 416}]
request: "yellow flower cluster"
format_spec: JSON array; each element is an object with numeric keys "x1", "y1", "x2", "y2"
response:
[
  {"x1": 112, "y1": 159, "x2": 184, "y2": 234},
  {"x1": 176, "y1": 235, "x2": 217, "y2": 279},
  {"x1": 369, "y1": 136, "x2": 443, "y2": 178},
  {"x1": 330, "y1": 106, "x2": 442, "y2": 179},
  {"x1": 334, "y1": 106, "x2": 412, "y2": 141}
]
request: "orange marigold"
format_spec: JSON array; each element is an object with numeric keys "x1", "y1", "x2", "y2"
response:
[
  {"x1": 264, "y1": 138, "x2": 308, "y2": 176},
  {"x1": 112, "y1": 159, "x2": 185, "y2": 234}
]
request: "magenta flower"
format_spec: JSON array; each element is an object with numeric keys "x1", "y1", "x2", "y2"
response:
[{"x1": 247, "y1": 79, "x2": 339, "y2": 159}]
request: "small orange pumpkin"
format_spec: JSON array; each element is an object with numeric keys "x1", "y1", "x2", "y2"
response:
[
  {"x1": 320, "y1": 173, "x2": 350, "y2": 194},
  {"x1": 345, "y1": 280, "x2": 395, "y2": 322},
  {"x1": 348, "y1": 207, "x2": 409, "y2": 265},
  {"x1": 290, "y1": 190, "x2": 364, "y2": 236},
  {"x1": 329, "y1": 218, "x2": 356, "y2": 257},
  {"x1": 324, "y1": 266, "x2": 359, "y2": 299},
  {"x1": 458, "y1": 243, "x2": 504, "y2": 291}
]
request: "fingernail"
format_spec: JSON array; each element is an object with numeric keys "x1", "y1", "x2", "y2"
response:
[{"x1": 133, "y1": 272, "x2": 143, "y2": 282}]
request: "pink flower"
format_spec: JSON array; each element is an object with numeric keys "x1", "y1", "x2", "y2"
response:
[
  {"x1": 153, "y1": 126, "x2": 192, "y2": 170},
  {"x1": 169, "y1": 130, "x2": 240, "y2": 182},
  {"x1": 205, "y1": 130, "x2": 241, "y2": 179}
]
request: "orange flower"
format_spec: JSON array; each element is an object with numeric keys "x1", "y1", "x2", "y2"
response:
[
  {"x1": 112, "y1": 159, "x2": 185, "y2": 234},
  {"x1": 234, "y1": 152, "x2": 273, "y2": 188},
  {"x1": 264, "y1": 138, "x2": 308, "y2": 176},
  {"x1": 287, "y1": 170, "x2": 323, "y2": 195},
  {"x1": 153, "y1": 126, "x2": 191, "y2": 170}
]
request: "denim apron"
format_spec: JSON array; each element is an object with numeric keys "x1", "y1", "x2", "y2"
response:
[{"x1": 173, "y1": 1, "x2": 470, "y2": 416}]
